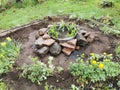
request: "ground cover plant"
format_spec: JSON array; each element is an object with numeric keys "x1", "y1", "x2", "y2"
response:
[
  {"x1": 69, "y1": 53, "x2": 120, "y2": 89},
  {"x1": 0, "y1": 37, "x2": 20, "y2": 75}
]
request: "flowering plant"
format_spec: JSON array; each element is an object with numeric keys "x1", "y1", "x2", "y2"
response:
[
  {"x1": 0, "y1": 37, "x2": 20, "y2": 75},
  {"x1": 69, "y1": 53, "x2": 120, "y2": 88}
]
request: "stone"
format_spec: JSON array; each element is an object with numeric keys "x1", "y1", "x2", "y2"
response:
[
  {"x1": 84, "y1": 32, "x2": 91, "y2": 38},
  {"x1": 62, "y1": 48, "x2": 73, "y2": 55},
  {"x1": 38, "y1": 28, "x2": 47, "y2": 36},
  {"x1": 42, "y1": 33, "x2": 51, "y2": 39},
  {"x1": 78, "y1": 29, "x2": 87, "y2": 35},
  {"x1": 86, "y1": 33, "x2": 96, "y2": 43},
  {"x1": 59, "y1": 42, "x2": 75, "y2": 50},
  {"x1": 35, "y1": 32, "x2": 39, "y2": 39},
  {"x1": 47, "y1": 25, "x2": 53, "y2": 29},
  {"x1": 36, "y1": 46, "x2": 49, "y2": 57},
  {"x1": 67, "y1": 39, "x2": 77, "y2": 46},
  {"x1": 75, "y1": 46, "x2": 80, "y2": 50},
  {"x1": 77, "y1": 33, "x2": 88, "y2": 46},
  {"x1": 50, "y1": 42, "x2": 62, "y2": 56},
  {"x1": 35, "y1": 37, "x2": 44, "y2": 48},
  {"x1": 43, "y1": 39, "x2": 55, "y2": 46}
]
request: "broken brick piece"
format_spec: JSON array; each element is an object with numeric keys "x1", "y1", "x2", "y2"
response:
[
  {"x1": 67, "y1": 39, "x2": 77, "y2": 46},
  {"x1": 75, "y1": 46, "x2": 80, "y2": 50},
  {"x1": 62, "y1": 48, "x2": 73, "y2": 55},
  {"x1": 59, "y1": 42, "x2": 75, "y2": 49},
  {"x1": 43, "y1": 39, "x2": 55, "y2": 46},
  {"x1": 42, "y1": 33, "x2": 51, "y2": 39}
]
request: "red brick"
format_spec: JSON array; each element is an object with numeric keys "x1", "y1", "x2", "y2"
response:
[
  {"x1": 59, "y1": 42, "x2": 75, "y2": 49},
  {"x1": 43, "y1": 39, "x2": 55, "y2": 46},
  {"x1": 42, "y1": 33, "x2": 51, "y2": 39},
  {"x1": 67, "y1": 39, "x2": 77, "y2": 46},
  {"x1": 62, "y1": 48, "x2": 73, "y2": 55},
  {"x1": 75, "y1": 46, "x2": 80, "y2": 50}
]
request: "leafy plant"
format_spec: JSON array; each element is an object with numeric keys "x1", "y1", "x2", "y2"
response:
[
  {"x1": 48, "y1": 21, "x2": 77, "y2": 38},
  {"x1": 44, "y1": 82, "x2": 61, "y2": 90},
  {"x1": 0, "y1": 81, "x2": 7, "y2": 90},
  {"x1": 115, "y1": 43, "x2": 120, "y2": 56},
  {"x1": 21, "y1": 56, "x2": 55, "y2": 85},
  {"x1": 70, "y1": 84, "x2": 80, "y2": 90},
  {"x1": 0, "y1": 37, "x2": 20, "y2": 75},
  {"x1": 69, "y1": 53, "x2": 120, "y2": 88},
  {"x1": 100, "y1": 0, "x2": 114, "y2": 8}
]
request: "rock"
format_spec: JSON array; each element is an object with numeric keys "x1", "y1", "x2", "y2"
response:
[
  {"x1": 35, "y1": 46, "x2": 49, "y2": 57},
  {"x1": 77, "y1": 33, "x2": 88, "y2": 46},
  {"x1": 47, "y1": 25, "x2": 53, "y2": 29},
  {"x1": 38, "y1": 28, "x2": 47, "y2": 36},
  {"x1": 43, "y1": 39, "x2": 55, "y2": 46},
  {"x1": 84, "y1": 32, "x2": 91, "y2": 38},
  {"x1": 50, "y1": 42, "x2": 62, "y2": 56},
  {"x1": 35, "y1": 37, "x2": 44, "y2": 48},
  {"x1": 75, "y1": 46, "x2": 80, "y2": 50},
  {"x1": 67, "y1": 39, "x2": 77, "y2": 46},
  {"x1": 35, "y1": 32, "x2": 39, "y2": 39},
  {"x1": 42, "y1": 33, "x2": 51, "y2": 39},
  {"x1": 78, "y1": 29, "x2": 87, "y2": 35},
  {"x1": 62, "y1": 48, "x2": 73, "y2": 55},
  {"x1": 59, "y1": 42, "x2": 75, "y2": 50},
  {"x1": 86, "y1": 33, "x2": 96, "y2": 43}
]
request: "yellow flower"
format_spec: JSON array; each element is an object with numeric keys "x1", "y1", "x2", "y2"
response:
[
  {"x1": 0, "y1": 54, "x2": 5, "y2": 58},
  {"x1": 6, "y1": 37, "x2": 12, "y2": 41},
  {"x1": 91, "y1": 60, "x2": 97, "y2": 64},
  {"x1": 103, "y1": 52, "x2": 107, "y2": 56},
  {"x1": 98, "y1": 63, "x2": 104, "y2": 69},
  {"x1": 90, "y1": 53, "x2": 94, "y2": 56},
  {"x1": 0, "y1": 42, "x2": 6, "y2": 46}
]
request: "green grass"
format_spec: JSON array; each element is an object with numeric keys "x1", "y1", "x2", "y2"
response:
[{"x1": 0, "y1": 0, "x2": 120, "y2": 32}]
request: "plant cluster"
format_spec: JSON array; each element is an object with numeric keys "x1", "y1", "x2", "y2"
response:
[
  {"x1": 48, "y1": 21, "x2": 77, "y2": 38},
  {"x1": 69, "y1": 53, "x2": 120, "y2": 89},
  {"x1": 115, "y1": 43, "x2": 120, "y2": 56},
  {"x1": 0, "y1": 81, "x2": 7, "y2": 90},
  {"x1": 100, "y1": 0, "x2": 114, "y2": 8},
  {"x1": 21, "y1": 56, "x2": 55, "y2": 85},
  {"x1": 0, "y1": 37, "x2": 20, "y2": 75}
]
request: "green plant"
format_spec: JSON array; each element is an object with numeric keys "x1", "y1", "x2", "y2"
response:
[
  {"x1": 70, "y1": 84, "x2": 79, "y2": 90},
  {"x1": 48, "y1": 21, "x2": 77, "y2": 38},
  {"x1": 100, "y1": 0, "x2": 114, "y2": 8},
  {"x1": 115, "y1": 43, "x2": 120, "y2": 56},
  {"x1": 21, "y1": 56, "x2": 55, "y2": 85},
  {"x1": 44, "y1": 82, "x2": 61, "y2": 90},
  {"x1": 117, "y1": 81, "x2": 120, "y2": 87},
  {"x1": 0, "y1": 82, "x2": 7, "y2": 90},
  {"x1": 69, "y1": 53, "x2": 120, "y2": 88},
  {"x1": 0, "y1": 37, "x2": 20, "y2": 75}
]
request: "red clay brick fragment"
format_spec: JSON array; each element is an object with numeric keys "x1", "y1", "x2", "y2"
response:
[
  {"x1": 62, "y1": 48, "x2": 73, "y2": 55},
  {"x1": 67, "y1": 39, "x2": 77, "y2": 46},
  {"x1": 42, "y1": 33, "x2": 51, "y2": 39},
  {"x1": 43, "y1": 39, "x2": 55, "y2": 46},
  {"x1": 59, "y1": 42, "x2": 75, "y2": 49}
]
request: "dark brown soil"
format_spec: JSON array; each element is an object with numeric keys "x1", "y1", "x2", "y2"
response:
[{"x1": 0, "y1": 15, "x2": 120, "y2": 90}]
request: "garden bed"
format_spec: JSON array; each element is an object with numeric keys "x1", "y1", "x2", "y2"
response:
[{"x1": 0, "y1": 15, "x2": 120, "y2": 90}]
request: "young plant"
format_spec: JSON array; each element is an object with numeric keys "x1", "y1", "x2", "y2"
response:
[
  {"x1": 0, "y1": 37, "x2": 20, "y2": 75},
  {"x1": 21, "y1": 56, "x2": 55, "y2": 85}
]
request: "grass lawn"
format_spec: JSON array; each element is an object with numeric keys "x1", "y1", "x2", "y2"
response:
[{"x1": 0, "y1": 0, "x2": 120, "y2": 31}]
